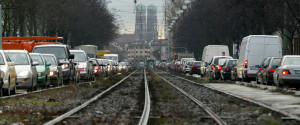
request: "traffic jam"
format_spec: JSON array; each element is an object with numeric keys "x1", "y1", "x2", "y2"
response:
[
  {"x1": 0, "y1": 37, "x2": 130, "y2": 96},
  {"x1": 158, "y1": 35, "x2": 300, "y2": 89}
]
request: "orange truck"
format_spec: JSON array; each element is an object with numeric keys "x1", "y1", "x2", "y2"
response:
[{"x1": 2, "y1": 36, "x2": 63, "y2": 52}]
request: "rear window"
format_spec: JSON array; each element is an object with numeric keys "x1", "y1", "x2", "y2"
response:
[
  {"x1": 71, "y1": 52, "x2": 87, "y2": 62},
  {"x1": 228, "y1": 60, "x2": 237, "y2": 66},
  {"x1": 30, "y1": 55, "x2": 44, "y2": 65},
  {"x1": 7, "y1": 53, "x2": 29, "y2": 65},
  {"x1": 283, "y1": 57, "x2": 300, "y2": 66},
  {"x1": 34, "y1": 47, "x2": 67, "y2": 59},
  {"x1": 271, "y1": 58, "x2": 281, "y2": 67}
]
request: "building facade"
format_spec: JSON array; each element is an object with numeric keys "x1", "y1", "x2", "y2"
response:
[
  {"x1": 134, "y1": 4, "x2": 147, "y2": 42},
  {"x1": 146, "y1": 5, "x2": 158, "y2": 41},
  {"x1": 127, "y1": 43, "x2": 151, "y2": 62}
]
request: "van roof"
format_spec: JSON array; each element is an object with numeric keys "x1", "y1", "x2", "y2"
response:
[
  {"x1": 70, "y1": 50, "x2": 85, "y2": 53},
  {"x1": 245, "y1": 35, "x2": 279, "y2": 39},
  {"x1": 205, "y1": 45, "x2": 228, "y2": 47}
]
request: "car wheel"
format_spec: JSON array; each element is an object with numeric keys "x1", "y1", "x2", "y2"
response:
[
  {"x1": 10, "y1": 86, "x2": 16, "y2": 95},
  {"x1": 256, "y1": 77, "x2": 260, "y2": 84},
  {"x1": 6, "y1": 77, "x2": 11, "y2": 96}
]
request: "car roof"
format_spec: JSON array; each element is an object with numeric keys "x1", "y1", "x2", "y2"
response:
[
  {"x1": 29, "y1": 53, "x2": 42, "y2": 55},
  {"x1": 70, "y1": 50, "x2": 85, "y2": 53},
  {"x1": 4, "y1": 50, "x2": 28, "y2": 53},
  {"x1": 34, "y1": 44, "x2": 67, "y2": 48},
  {"x1": 41, "y1": 54, "x2": 56, "y2": 57}
]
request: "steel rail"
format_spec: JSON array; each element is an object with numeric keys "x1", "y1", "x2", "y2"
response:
[
  {"x1": 43, "y1": 69, "x2": 138, "y2": 125},
  {"x1": 0, "y1": 80, "x2": 96, "y2": 99},
  {"x1": 138, "y1": 68, "x2": 151, "y2": 125},
  {"x1": 153, "y1": 70, "x2": 227, "y2": 125},
  {"x1": 160, "y1": 70, "x2": 300, "y2": 122}
]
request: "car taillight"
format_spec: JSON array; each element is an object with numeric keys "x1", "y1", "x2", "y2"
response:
[
  {"x1": 217, "y1": 66, "x2": 222, "y2": 70},
  {"x1": 269, "y1": 69, "x2": 275, "y2": 72},
  {"x1": 282, "y1": 70, "x2": 290, "y2": 75},
  {"x1": 80, "y1": 68, "x2": 85, "y2": 71},
  {"x1": 244, "y1": 60, "x2": 248, "y2": 68},
  {"x1": 226, "y1": 68, "x2": 230, "y2": 71}
]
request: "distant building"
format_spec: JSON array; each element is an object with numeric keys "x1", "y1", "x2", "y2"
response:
[
  {"x1": 134, "y1": 4, "x2": 147, "y2": 42},
  {"x1": 146, "y1": 5, "x2": 158, "y2": 41},
  {"x1": 127, "y1": 43, "x2": 151, "y2": 62}
]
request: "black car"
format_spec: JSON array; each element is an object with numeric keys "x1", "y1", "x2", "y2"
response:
[
  {"x1": 220, "y1": 59, "x2": 238, "y2": 80},
  {"x1": 256, "y1": 57, "x2": 281, "y2": 85}
]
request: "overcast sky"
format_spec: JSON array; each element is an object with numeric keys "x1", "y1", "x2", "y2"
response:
[{"x1": 107, "y1": 0, "x2": 165, "y2": 38}]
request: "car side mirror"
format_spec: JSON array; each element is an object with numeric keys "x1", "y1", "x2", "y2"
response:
[
  {"x1": 32, "y1": 61, "x2": 38, "y2": 66},
  {"x1": 7, "y1": 62, "x2": 15, "y2": 66},
  {"x1": 69, "y1": 54, "x2": 74, "y2": 59},
  {"x1": 46, "y1": 62, "x2": 51, "y2": 66}
]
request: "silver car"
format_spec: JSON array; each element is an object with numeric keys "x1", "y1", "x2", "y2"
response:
[
  {"x1": 273, "y1": 55, "x2": 300, "y2": 88},
  {"x1": 70, "y1": 50, "x2": 90, "y2": 80},
  {"x1": 0, "y1": 50, "x2": 17, "y2": 96},
  {"x1": 42, "y1": 54, "x2": 63, "y2": 86},
  {"x1": 5, "y1": 50, "x2": 38, "y2": 91}
]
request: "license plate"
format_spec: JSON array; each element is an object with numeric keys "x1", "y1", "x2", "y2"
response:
[{"x1": 295, "y1": 70, "x2": 300, "y2": 74}]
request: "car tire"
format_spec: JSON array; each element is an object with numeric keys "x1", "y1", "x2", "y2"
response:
[
  {"x1": 10, "y1": 86, "x2": 16, "y2": 95},
  {"x1": 256, "y1": 77, "x2": 260, "y2": 84}
]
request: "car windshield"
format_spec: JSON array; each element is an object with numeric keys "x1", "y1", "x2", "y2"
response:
[
  {"x1": 187, "y1": 62, "x2": 193, "y2": 66},
  {"x1": 7, "y1": 53, "x2": 29, "y2": 65},
  {"x1": 228, "y1": 60, "x2": 237, "y2": 66},
  {"x1": 104, "y1": 56, "x2": 117, "y2": 61},
  {"x1": 271, "y1": 58, "x2": 281, "y2": 67},
  {"x1": 283, "y1": 57, "x2": 300, "y2": 66},
  {"x1": 71, "y1": 52, "x2": 86, "y2": 62},
  {"x1": 0, "y1": 54, "x2": 5, "y2": 65},
  {"x1": 34, "y1": 47, "x2": 67, "y2": 59},
  {"x1": 43, "y1": 56, "x2": 57, "y2": 65},
  {"x1": 30, "y1": 55, "x2": 44, "y2": 65},
  {"x1": 92, "y1": 60, "x2": 98, "y2": 65},
  {"x1": 194, "y1": 62, "x2": 201, "y2": 66}
]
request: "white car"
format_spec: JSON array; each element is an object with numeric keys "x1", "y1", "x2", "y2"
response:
[
  {"x1": 5, "y1": 50, "x2": 38, "y2": 91},
  {"x1": 273, "y1": 55, "x2": 300, "y2": 88},
  {"x1": 0, "y1": 50, "x2": 17, "y2": 96}
]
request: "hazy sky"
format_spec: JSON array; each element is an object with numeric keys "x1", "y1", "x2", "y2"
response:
[{"x1": 107, "y1": 0, "x2": 165, "y2": 38}]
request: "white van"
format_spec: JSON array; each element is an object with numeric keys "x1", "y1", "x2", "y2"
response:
[
  {"x1": 104, "y1": 54, "x2": 119, "y2": 62},
  {"x1": 237, "y1": 35, "x2": 282, "y2": 81},
  {"x1": 200, "y1": 45, "x2": 229, "y2": 76}
]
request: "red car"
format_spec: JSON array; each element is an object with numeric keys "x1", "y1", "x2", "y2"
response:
[{"x1": 189, "y1": 61, "x2": 202, "y2": 75}]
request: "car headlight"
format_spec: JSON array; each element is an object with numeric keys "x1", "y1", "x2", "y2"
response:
[
  {"x1": 62, "y1": 64, "x2": 69, "y2": 69},
  {"x1": 50, "y1": 71, "x2": 56, "y2": 76},
  {"x1": 0, "y1": 71, "x2": 5, "y2": 78},
  {"x1": 94, "y1": 70, "x2": 97, "y2": 73},
  {"x1": 18, "y1": 71, "x2": 29, "y2": 77},
  {"x1": 38, "y1": 72, "x2": 44, "y2": 76}
]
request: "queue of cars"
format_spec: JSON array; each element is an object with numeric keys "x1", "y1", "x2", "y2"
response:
[
  {"x1": 0, "y1": 43, "x2": 128, "y2": 97},
  {"x1": 158, "y1": 35, "x2": 300, "y2": 89}
]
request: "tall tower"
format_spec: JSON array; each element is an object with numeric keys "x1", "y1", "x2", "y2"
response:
[
  {"x1": 147, "y1": 4, "x2": 158, "y2": 41},
  {"x1": 134, "y1": 4, "x2": 147, "y2": 42}
]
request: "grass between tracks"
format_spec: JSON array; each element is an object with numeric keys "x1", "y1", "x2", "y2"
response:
[{"x1": 0, "y1": 69, "x2": 132, "y2": 124}]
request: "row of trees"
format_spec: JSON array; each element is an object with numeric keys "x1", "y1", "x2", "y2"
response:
[
  {"x1": 167, "y1": 0, "x2": 300, "y2": 58},
  {"x1": 0, "y1": 0, "x2": 118, "y2": 48}
]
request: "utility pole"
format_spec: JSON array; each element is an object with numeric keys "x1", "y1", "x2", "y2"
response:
[{"x1": 0, "y1": 5, "x2": 2, "y2": 49}]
